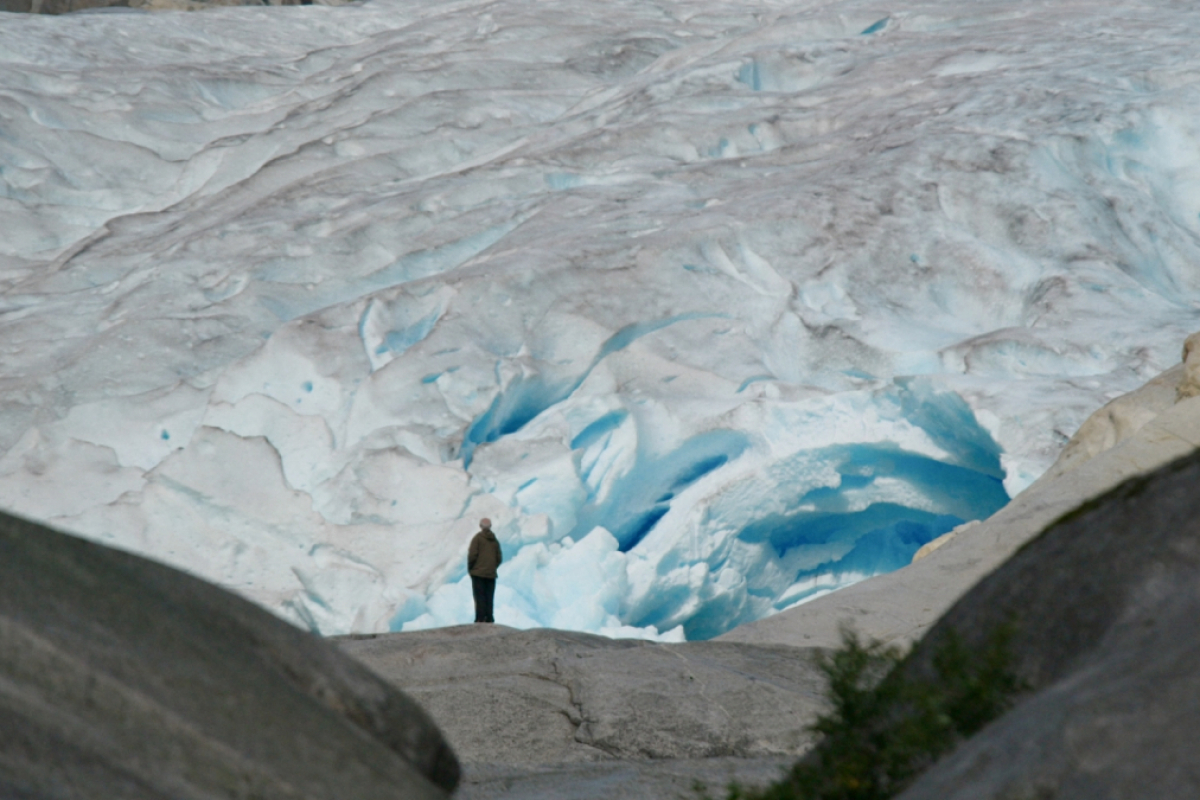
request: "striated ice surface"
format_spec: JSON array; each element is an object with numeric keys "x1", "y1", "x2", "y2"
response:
[{"x1": 1, "y1": 0, "x2": 1199, "y2": 639}]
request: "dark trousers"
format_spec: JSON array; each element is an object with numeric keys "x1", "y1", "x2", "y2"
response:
[{"x1": 471, "y1": 575, "x2": 495, "y2": 623}]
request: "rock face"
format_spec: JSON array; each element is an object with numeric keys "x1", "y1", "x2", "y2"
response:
[
  {"x1": 337, "y1": 624, "x2": 828, "y2": 766},
  {"x1": 453, "y1": 757, "x2": 796, "y2": 800},
  {"x1": 0, "y1": 510, "x2": 458, "y2": 799},
  {"x1": 1177, "y1": 331, "x2": 1200, "y2": 401},
  {"x1": 719, "y1": 340, "x2": 1200, "y2": 652},
  {"x1": 895, "y1": 447, "x2": 1200, "y2": 799}
]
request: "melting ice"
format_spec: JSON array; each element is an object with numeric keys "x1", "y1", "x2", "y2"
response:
[{"x1": 1, "y1": 0, "x2": 1199, "y2": 639}]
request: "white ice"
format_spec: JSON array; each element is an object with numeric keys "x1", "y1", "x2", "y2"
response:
[{"x1": 1, "y1": 0, "x2": 1199, "y2": 639}]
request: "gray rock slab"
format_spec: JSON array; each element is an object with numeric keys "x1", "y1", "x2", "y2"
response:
[
  {"x1": 895, "y1": 448, "x2": 1200, "y2": 799},
  {"x1": 0, "y1": 510, "x2": 458, "y2": 799},
  {"x1": 456, "y1": 757, "x2": 794, "y2": 800},
  {"x1": 336, "y1": 625, "x2": 828, "y2": 767},
  {"x1": 718, "y1": 386, "x2": 1200, "y2": 654}
]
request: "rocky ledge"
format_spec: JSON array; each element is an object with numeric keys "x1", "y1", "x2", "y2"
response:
[{"x1": 336, "y1": 625, "x2": 828, "y2": 798}]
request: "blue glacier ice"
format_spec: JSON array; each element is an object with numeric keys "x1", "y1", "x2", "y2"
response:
[{"x1": 1, "y1": 0, "x2": 1199, "y2": 640}]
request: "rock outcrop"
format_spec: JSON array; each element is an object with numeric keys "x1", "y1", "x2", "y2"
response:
[
  {"x1": 451, "y1": 757, "x2": 796, "y2": 800},
  {"x1": 337, "y1": 624, "x2": 827, "y2": 767},
  {"x1": 719, "y1": 336, "x2": 1200, "y2": 652},
  {"x1": 1177, "y1": 330, "x2": 1200, "y2": 401},
  {"x1": 0, "y1": 510, "x2": 458, "y2": 799},
  {"x1": 895, "y1": 446, "x2": 1200, "y2": 799}
]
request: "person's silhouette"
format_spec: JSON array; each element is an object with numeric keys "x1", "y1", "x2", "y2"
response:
[{"x1": 467, "y1": 518, "x2": 502, "y2": 623}]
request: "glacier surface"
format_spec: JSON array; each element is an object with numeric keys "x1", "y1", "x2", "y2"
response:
[{"x1": 1, "y1": 0, "x2": 1198, "y2": 639}]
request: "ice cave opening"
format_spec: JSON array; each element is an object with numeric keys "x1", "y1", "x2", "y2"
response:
[{"x1": 394, "y1": 379, "x2": 1009, "y2": 640}]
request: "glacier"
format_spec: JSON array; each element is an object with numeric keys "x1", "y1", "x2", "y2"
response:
[{"x1": 1, "y1": 0, "x2": 1199, "y2": 639}]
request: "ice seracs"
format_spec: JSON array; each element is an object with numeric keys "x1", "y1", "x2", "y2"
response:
[{"x1": 2, "y1": 0, "x2": 1199, "y2": 639}]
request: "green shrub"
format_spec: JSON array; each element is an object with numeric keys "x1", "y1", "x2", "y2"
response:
[{"x1": 724, "y1": 624, "x2": 1026, "y2": 800}]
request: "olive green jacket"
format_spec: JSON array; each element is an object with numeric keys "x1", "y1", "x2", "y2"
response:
[{"x1": 468, "y1": 529, "x2": 502, "y2": 579}]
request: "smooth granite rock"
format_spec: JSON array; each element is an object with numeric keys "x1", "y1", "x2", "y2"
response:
[
  {"x1": 895, "y1": 447, "x2": 1200, "y2": 799},
  {"x1": 1177, "y1": 331, "x2": 1200, "y2": 400},
  {"x1": 455, "y1": 757, "x2": 795, "y2": 800},
  {"x1": 0, "y1": 510, "x2": 458, "y2": 799},
  {"x1": 337, "y1": 625, "x2": 828, "y2": 767}
]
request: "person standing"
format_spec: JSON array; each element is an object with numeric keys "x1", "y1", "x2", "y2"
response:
[{"x1": 467, "y1": 518, "x2": 502, "y2": 623}]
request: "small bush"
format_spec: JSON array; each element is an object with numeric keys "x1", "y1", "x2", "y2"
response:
[{"x1": 725, "y1": 624, "x2": 1026, "y2": 800}]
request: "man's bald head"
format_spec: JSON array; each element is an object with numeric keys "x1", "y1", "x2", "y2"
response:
[{"x1": 480, "y1": 518, "x2": 492, "y2": 529}]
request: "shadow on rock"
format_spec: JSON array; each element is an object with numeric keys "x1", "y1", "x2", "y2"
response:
[
  {"x1": 897, "y1": 447, "x2": 1200, "y2": 799},
  {"x1": 0, "y1": 510, "x2": 459, "y2": 799}
]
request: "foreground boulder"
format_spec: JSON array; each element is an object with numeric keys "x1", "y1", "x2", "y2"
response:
[
  {"x1": 0, "y1": 510, "x2": 458, "y2": 799},
  {"x1": 895, "y1": 447, "x2": 1200, "y2": 799},
  {"x1": 338, "y1": 625, "x2": 827, "y2": 766}
]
